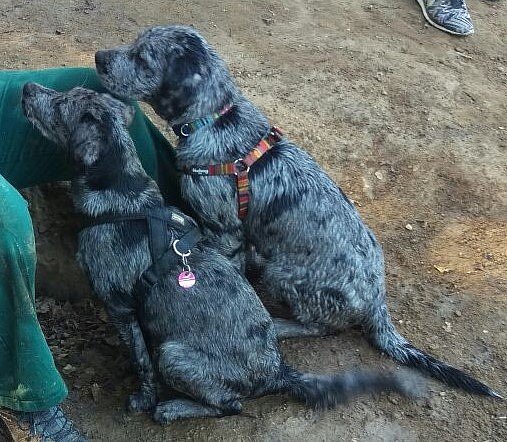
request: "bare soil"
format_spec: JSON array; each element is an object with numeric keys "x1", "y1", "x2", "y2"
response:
[{"x1": 1, "y1": 0, "x2": 506, "y2": 441}]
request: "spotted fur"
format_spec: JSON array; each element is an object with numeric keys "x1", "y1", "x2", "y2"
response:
[
  {"x1": 94, "y1": 25, "x2": 504, "y2": 399},
  {"x1": 21, "y1": 83, "x2": 424, "y2": 424}
]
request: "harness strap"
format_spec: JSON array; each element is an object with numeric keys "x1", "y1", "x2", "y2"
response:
[
  {"x1": 83, "y1": 206, "x2": 202, "y2": 293},
  {"x1": 183, "y1": 126, "x2": 283, "y2": 219}
]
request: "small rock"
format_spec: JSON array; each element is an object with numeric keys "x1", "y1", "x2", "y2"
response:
[
  {"x1": 375, "y1": 170, "x2": 384, "y2": 180},
  {"x1": 443, "y1": 321, "x2": 452, "y2": 333},
  {"x1": 62, "y1": 364, "x2": 77, "y2": 374},
  {"x1": 439, "y1": 391, "x2": 447, "y2": 397},
  {"x1": 454, "y1": 310, "x2": 462, "y2": 317},
  {"x1": 405, "y1": 223, "x2": 413, "y2": 231},
  {"x1": 483, "y1": 330, "x2": 489, "y2": 334},
  {"x1": 433, "y1": 265, "x2": 452, "y2": 274},
  {"x1": 55, "y1": 29, "x2": 64, "y2": 35}
]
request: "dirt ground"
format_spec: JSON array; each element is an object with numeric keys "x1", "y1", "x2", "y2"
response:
[{"x1": 1, "y1": 0, "x2": 506, "y2": 441}]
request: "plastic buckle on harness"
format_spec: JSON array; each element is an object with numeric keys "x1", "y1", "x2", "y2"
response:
[{"x1": 269, "y1": 126, "x2": 283, "y2": 141}]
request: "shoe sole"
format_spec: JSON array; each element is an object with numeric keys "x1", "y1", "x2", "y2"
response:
[{"x1": 415, "y1": 0, "x2": 474, "y2": 36}]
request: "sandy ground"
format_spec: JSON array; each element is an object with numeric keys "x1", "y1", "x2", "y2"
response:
[{"x1": 1, "y1": 0, "x2": 506, "y2": 441}]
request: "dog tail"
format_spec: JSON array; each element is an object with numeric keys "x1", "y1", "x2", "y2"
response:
[
  {"x1": 278, "y1": 364, "x2": 425, "y2": 409},
  {"x1": 366, "y1": 304, "x2": 503, "y2": 398}
]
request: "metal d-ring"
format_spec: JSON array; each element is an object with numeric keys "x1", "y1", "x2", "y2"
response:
[
  {"x1": 180, "y1": 124, "x2": 191, "y2": 137},
  {"x1": 172, "y1": 239, "x2": 191, "y2": 257},
  {"x1": 233, "y1": 158, "x2": 250, "y2": 175}
]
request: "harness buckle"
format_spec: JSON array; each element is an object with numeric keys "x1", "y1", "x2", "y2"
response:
[
  {"x1": 269, "y1": 126, "x2": 283, "y2": 141},
  {"x1": 180, "y1": 123, "x2": 191, "y2": 137},
  {"x1": 233, "y1": 158, "x2": 250, "y2": 175}
]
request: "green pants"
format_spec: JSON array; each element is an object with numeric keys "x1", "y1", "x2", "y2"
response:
[{"x1": 0, "y1": 68, "x2": 179, "y2": 411}]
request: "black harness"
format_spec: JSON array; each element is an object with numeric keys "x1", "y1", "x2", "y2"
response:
[{"x1": 84, "y1": 206, "x2": 202, "y2": 295}]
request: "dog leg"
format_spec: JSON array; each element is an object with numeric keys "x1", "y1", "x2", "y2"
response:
[
  {"x1": 273, "y1": 318, "x2": 329, "y2": 339},
  {"x1": 107, "y1": 306, "x2": 157, "y2": 412},
  {"x1": 157, "y1": 341, "x2": 243, "y2": 417},
  {"x1": 153, "y1": 399, "x2": 229, "y2": 424}
]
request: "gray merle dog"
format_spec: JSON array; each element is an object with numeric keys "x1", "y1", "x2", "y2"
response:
[
  {"x1": 21, "y1": 83, "x2": 423, "y2": 424},
  {"x1": 94, "y1": 24, "x2": 503, "y2": 399}
]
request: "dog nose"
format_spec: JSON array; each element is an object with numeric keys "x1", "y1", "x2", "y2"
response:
[{"x1": 95, "y1": 50, "x2": 109, "y2": 74}]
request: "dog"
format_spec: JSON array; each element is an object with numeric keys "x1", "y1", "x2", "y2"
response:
[
  {"x1": 21, "y1": 83, "x2": 424, "y2": 424},
  {"x1": 93, "y1": 24, "x2": 503, "y2": 399}
]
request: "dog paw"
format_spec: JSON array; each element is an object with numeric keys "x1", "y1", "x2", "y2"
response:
[
  {"x1": 127, "y1": 390, "x2": 157, "y2": 413},
  {"x1": 152, "y1": 404, "x2": 171, "y2": 425}
]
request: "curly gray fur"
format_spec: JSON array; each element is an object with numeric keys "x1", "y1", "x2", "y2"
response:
[
  {"x1": 22, "y1": 83, "x2": 427, "y2": 424},
  {"x1": 93, "y1": 25, "x2": 503, "y2": 399}
]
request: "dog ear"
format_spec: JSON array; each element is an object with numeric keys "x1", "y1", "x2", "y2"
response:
[{"x1": 70, "y1": 120, "x2": 101, "y2": 166}]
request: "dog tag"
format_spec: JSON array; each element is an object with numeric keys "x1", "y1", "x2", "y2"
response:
[{"x1": 178, "y1": 271, "x2": 196, "y2": 288}]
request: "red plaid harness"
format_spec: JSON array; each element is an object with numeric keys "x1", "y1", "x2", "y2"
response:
[{"x1": 181, "y1": 126, "x2": 283, "y2": 219}]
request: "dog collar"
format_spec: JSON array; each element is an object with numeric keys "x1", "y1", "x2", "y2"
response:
[
  {"x1": 183, "y1": 126, "x2": 283, "y2": 219},
  {"x1": 172, "y1": 104, "x2": 234, "y2": 138}
]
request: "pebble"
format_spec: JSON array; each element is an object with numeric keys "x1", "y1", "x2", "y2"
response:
[
  {"x1": 454, "y1": 310, "x2": 462, "y2": 317},
  {"x1": 405, "y1": 223, "x2": 413, "y2": 231},
  {"x1": 62, "y1": 364, "x2": 77, "y2": 374}
]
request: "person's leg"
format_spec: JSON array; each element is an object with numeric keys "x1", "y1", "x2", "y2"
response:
[
  {"x1": 416, "y1": 0, "x2": 474, "y2": 36},
  {"x1": 0, "y1": 174, "x2": 84, "y2": 440},
  {"x1": 0, "y1": 174, "x2": 67, "y2": 411}
]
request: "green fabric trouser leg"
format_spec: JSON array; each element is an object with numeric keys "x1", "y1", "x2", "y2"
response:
[
  {"x1": 0, "y1": 175, "x2": 68, "y2": 411},
  {"x1": 0, "y1": 68, "x2": 181, "y2": 412}
]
